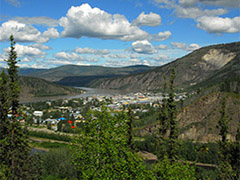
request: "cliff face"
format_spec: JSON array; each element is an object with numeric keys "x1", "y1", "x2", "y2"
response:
[{"x1": 97, "y1": 42, "x2": 240, "y2": 91}]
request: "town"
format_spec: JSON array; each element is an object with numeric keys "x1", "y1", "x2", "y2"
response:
[{"x1": 18, "y1": 91, "x2": 187, "y2": 133}]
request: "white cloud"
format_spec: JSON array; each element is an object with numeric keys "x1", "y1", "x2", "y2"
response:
[
  {"x1": 130, "y1": 54, "x2": 140, "y2": 59},
  {"x1": 199, "y1": 0, "x2": 240, "y2": 8},
  {"x1": 59, "y1": 3, "x2": 150, "y2": 41},
  {"x1": 152, "y1": 54, "x2": 170, "y2": 61},
  {"x1": 155, "y1": 44, "x2": 169, "y2": 49},
  {"x1": 54, "y1": 52, "x2": 86, "y2": 61},
  {"x1": 46, "y1": 59, "x2": 90, "y2": 66},
  {"x1": 187, "y1": 43, "x2": 201, "y2": 51},
  {"x1": 105, "y1": 59, "x2": 150, "y2": 67},
  {"x1": 197, "y1": 16, "x2": 240, "y2": 33},
  {"x1": 153, "y1": 31, "x2": 171, "y2": 41},
  {"x1": 29, "y1": 44, "x2": 52, "y2": 50},
  {"x1": 75, "y1": 47, "x2": 109, "y2": 55},
  {"x1": 108, "y1": 54, "x2": 127, "y2": 59},
  {"x1": 175, "y1": 6, "x2": 227, "y2": 19},
  {"x1": 4, "y1": 44, "x2": 46, "y2": 58},
  {"x1": 132, "y1": 40, "x2": 157, "y2": 54},
  {"x1": 171, "y1": 42, "x2": 200, "y2": 51},
  {"x1": 179, "y1": 0, "x2": 197, "y2": 7},
  {"x1": 12, "y1": 16, "x2": 58, "y2": 27},
  {"x1": 43, "y1": 28, "x2": 59, "y2": 39},
  {"x1": 132, "y1": 12, "x2": 161, "y2": 27},
  {"x1": 0, "y1": 20, "x2": 48, "y2": 43}
]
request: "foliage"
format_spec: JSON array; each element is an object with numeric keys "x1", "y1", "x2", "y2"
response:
[
  {"x1": 0, "y1": 35, "x2": 33, "y2": 179},
  {"x1": 41, "y1": 147, "x2": 77, "y2": 179},
  {"x1": 157, "y1": 69, "x2": 179, "y2": 160},
  {"x1": 71, "y1": 107, "x2": 150, "y2": 179},
  {"x1": 152, "y1": 157, "x2": 196, "y2": 180},
  {"x1": 29, "y1": 130, "x2": 72, "y2": 142}
]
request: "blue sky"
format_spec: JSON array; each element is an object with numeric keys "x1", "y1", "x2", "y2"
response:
[{"x1": 0, "y1": 0, "x2": 239, "y2": 68}]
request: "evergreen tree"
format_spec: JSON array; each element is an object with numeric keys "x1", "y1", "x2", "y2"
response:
[
  {"x1": 0, "y1": 69, "x2": 11, "y2": 178},
  {"x1": 0, "y1": 35, "x2": 32, "y2": 179},
  {"x1": 216, "y1": 97, "x2": 236, "y2": 179},
  {"x1": 127, "y1": 107, "x2": 134, "y2": 150},
  {"x1": 157, "y1": 69, "x2": 178, "y2": 160},
  {"x1": 167, "y1": 68, "x2": 178, "y2": 160},
  {"x1": 157, "y1": 75, "x2": 169, "y2": 159},
  {"x1": 217, "y1": 97, "x2": 229, "y2": 143}
]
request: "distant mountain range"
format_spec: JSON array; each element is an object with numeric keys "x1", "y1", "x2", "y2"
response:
[
  {"x1": 21, "y1": 65, "x2": 155, "y2": 85},
  {"x1": 96, "y1": 42, "x2": 240, "y2": 92}
]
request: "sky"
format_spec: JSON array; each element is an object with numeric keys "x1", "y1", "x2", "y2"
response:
[{"x1": 0, "y1": 0, "x2": 239, "y2": 69}]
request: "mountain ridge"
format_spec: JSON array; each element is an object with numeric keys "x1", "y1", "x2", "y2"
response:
[{"x1": 96, "y1": 42, "x2": 240, "y2": 92}]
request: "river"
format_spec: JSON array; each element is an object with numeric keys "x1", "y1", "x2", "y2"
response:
[{"x1": 20, "y1": 87, "x2": 125, "y2": 103}]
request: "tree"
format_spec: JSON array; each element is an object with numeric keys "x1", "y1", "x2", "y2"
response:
[
  {"x1": 216, "y1": 97, "x2": 237, "y2": 179},
  {"x1": 152, "y1": 157, "x2": 196, "y2": 180},
  {"x1": 157, "y1": 75, "x2": 169, "y2": 159},
  {"x1": 217, "y1": 97, "x2": 229, "y2": 143},
  {"x1": 157, "y1": 69, "x2": 179, "y2": 160},
  {"x1": 71, "y1": 107, "x2": 150, "y2": 179},
  {"x1": 0, "y1": 35, "x2": 32, "y2": 179}
]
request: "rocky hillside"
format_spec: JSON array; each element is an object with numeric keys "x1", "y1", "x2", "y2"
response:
[
  {"x1": 19, "y1": 76, "x2": 82, "y2": 103},
  {"x1": 97, "y1": 42, "x2": 240, "y2": 91},
  {"x1": 137, "y1": 92, "x2": 240, "y2": 142}
]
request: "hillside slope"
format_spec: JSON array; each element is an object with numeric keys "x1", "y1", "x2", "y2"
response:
[
  {"x1": 25, "y1": 65, "x2": 154, "y2": 82},
  {"x1": 19, "y1": 76, "x2": 82, "y2": 103},
  {"x1": 137, "y1": 92, "x2": 240, "y2": 142},
  {"x1": 97, "y1": 42, "x2": 240, "y2": 91}
]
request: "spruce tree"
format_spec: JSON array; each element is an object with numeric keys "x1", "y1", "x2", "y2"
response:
[
  {"x1": 157, "y1": 75, "x2": 169, "y2": 159},
  {"x1": 0, "y1": 35, "x2": 31, "y2": 179},
  {"x1": 168, "y1": 68, "x2": 178, "y2": 160}
]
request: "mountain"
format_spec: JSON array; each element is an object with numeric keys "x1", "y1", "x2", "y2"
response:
[
  {"x1": 24, "y1": 65, "x2": 155, "y2": 83},
  {"x1": 97, "y1": 42, "x2": 240, "y2": 92},
  {"x1": 19, "y1": 68, "x2": 46, "y2": 75},
  {"x1": 19, "y1": 76, "x2": 82, "y2": 103}
]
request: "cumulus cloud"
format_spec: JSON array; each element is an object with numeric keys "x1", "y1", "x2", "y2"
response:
[
  {"x1": 43, "y1": 28, "x2": 59, "y2": 39},
  {"x1": 132, "y1": 40, "x2": 157, "y2": 54},
  {"x1": 132, "y1": 12, "x2": 161, "y2": 27},
  {"x1": 199, "y1": 0, "x2": 240, "y2": 8},
  {"x1": 151, "y1": 54, "x2": 170, "y2": 61},
  {"x1": 171, "y1": 42, "x2": 200, "y2": 51},
  {"x1": 154, "y1": 0, "x2": 240, "y2": 34},
  {"x1": 12, "y1": 16, "x2": 58, "y2": 27},
  {"x1": 105, "y1": 59, "x2": 150, "y2": 67},
  {"x1": 29, "y1": 44, "x2": 52, "y2": 50},
  {"x1": 179, "y1": 0, "x2": 197, "y2": 7},
  {"x1": 108, "y1": 54, "x2": 127, "y2": 59},
  {"x1": 0, "y1": 20, "x2": 48, "y2": 43},
  {"x1": 54, "y1": 52, "x2": 86, "y2": 61},
  {"x1": 153, "y1": 31, "x2": 171, "y2": 41},
  {"x1": 74, "y1": 47, "x2": 109, "y2": 55},
  {"x1": 197, "y1": 16, "x2": 240, "y2": 33},
  {"x1": 155, "y1": 44, "x2": 169, "y2": 49},
  {"x1": 3, "y1": 44, "x2": 46, "y2": 62},
  {"x1": 4, "y1": 44, "x2": 45, "y2": 57},
  {"x1": 175, "y1": 6, "x2": 227, "y2": 19},
  {"x1": 59, "y1": 3, "x2": 149, "y2": 41}
]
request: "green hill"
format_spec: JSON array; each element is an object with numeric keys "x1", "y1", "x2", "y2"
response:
[
  {"x1": 24, "y1": 65, "x2": 154, "y2": 83},
  {"x1": 19, "y1": 76, "x2": 83, "y2": 103}
]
